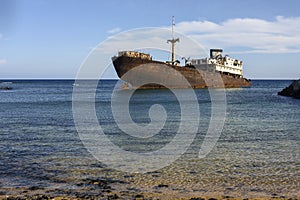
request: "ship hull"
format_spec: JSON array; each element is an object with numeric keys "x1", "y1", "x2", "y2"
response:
[{"x1": 112, "y1": 55, "x2": 251, "y2": 89}]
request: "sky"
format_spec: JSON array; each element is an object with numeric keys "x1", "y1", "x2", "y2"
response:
[{"x1": 1, "y1": 0, "x2": 300, "y2": 79}]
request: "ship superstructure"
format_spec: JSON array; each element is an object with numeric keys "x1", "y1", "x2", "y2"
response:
[{"x1": 190, "y1": 49, "x2": 244, "y2": 78}]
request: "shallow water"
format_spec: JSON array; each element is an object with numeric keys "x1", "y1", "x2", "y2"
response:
[{"x1": 0, "y1": 80, "x2": 299, "y2": 198}]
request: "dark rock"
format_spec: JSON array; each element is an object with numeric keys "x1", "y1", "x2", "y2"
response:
[
  {"x1": 0, "y1": 86, "x2": 13, "y2": 90},
  {"x1": 107, "y1": 193, "x2": 119, "y2": 199},
  {"x1": 111, "y1": 179, "x2": 127, "y2": 184},
  {"x1": 90, "y1": 162, "x2": 106, "y2": 168},
  {"x1": 76, "y1": 182, "x2": 84, "y2": 187},
  {"x1": 151, "y1": 174, "x2": 160, "y2": 177},
  {"x1": 153, "y1": 183, "x2": 169, "y2": 190},
  {"x1": 31, "y1": 194, "x2": 50, "y2": 200},
  {"x1": 156, "y1": 184, "x2": 168, "y2": 188},
  {"x1": 28, "y1": 186, "x2": 45, "y2": 191},
  {"x1": 123, "y1": 175, "x2": 134, "y2": 178},
  {"x1": 272, "y1": 193, "x2": 278, "y2": 197},
  {"x1": 135, "y1": 194, "x2": 144, "y2": 198},
  {"x1": 103, "y1": 189, "x2": 112, "y2": 193},
  {"x1": 208, "y1": 198, "x2": 218, "y2": 200},
  {"x1": 278, "y1": 79, "x2": 300, "y2": 99},
  {"x1": 250, "y1": 188, "x2": 262, "y2": 192},
  {"x1": 190, "y1": 198, "x2": 205, "y2": 200}
]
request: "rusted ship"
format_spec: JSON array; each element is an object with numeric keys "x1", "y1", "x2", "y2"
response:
[{"x1": 112, "y1": 17, "x2": 251, "y2": 89}]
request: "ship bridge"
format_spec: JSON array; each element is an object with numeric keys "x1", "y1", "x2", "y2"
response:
[{"x1": 191, "y1": 49, "x2": 244, "y2": 77}]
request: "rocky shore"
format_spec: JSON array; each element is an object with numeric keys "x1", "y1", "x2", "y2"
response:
[
  {"x1": 0, "y1": 192, "x2": 298, "y2": 200},
  {"x1": 278, "y1": 79, "x2": 300, "y2": 99},
  {"x1": 0, "y1": 176, "x2": 298, "y2": 200}
]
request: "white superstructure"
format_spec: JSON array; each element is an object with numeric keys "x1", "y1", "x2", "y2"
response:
[{"x1": 190, "y1": 49, "x2": 244, "y2": 77}]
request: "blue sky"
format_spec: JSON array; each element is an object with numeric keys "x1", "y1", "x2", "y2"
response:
[{"x1": 1, "y1": 0, "x2": 300, "y2": 79}]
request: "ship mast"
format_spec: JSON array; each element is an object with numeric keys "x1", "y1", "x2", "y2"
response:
[{"x1": 167, "y1": 16, "x2": 179, "y2": 65}]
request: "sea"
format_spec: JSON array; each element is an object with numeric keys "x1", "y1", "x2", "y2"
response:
[{"x1": 0, "y1": 80, "x2": 299, "y2": 199}]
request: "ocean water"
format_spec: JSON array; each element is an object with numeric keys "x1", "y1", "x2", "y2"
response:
[{"x1": 0, "y1": 80, "x2": 299, "y2": 198}]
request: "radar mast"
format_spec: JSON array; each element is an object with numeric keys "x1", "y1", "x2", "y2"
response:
[{"x1": 167, "y1": 16, "x2": 180, "y2": 65}]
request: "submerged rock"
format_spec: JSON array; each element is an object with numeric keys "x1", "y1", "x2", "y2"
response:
[
  {"x1": 0, "y1": 82, "x2": 13, "y2": 90},
  {"x1": 0, "y1": 86, "x2": 13, "y2": 90},
  {"x1": 278, "y1": 79, "x2": 300, "y2": 99},
  {"x1": 154, "y1": 184, "x2": 169, "y2": 189}
]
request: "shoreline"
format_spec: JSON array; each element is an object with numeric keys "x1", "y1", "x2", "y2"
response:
[
  {"x1": 1, "y1": 182, "x2": 298, "y2": 200},
  {"x1": 1, "y1": 193, "x2": 298, "y2": 200}
]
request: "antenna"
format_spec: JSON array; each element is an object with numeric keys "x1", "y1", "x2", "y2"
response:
[{"x1": 167, "y1": 16, "x2": 179, "y2": 65}]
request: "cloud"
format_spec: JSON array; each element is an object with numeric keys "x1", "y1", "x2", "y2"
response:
[
  {"x1": 0, "y1": 59, "x2": 8, "y2": 65},
  {"x1": 96, "y1": 28, "x2": 206, "y2": 59},
  {"x1": 84, "y1": 15, "x2": 300, "y2": 71},
  {"x1": 107, "y1": 27, "x2": 121, "y2": 34},
  {"x1": 174, "y1": 16, "x2": 300, "y2": 54},
  {"x1": 101, "y1": 16, "x2": 300, "y2": 55}
]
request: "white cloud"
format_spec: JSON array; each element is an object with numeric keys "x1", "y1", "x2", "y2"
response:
[
  {"x1": 102, "y1": 17, "x2": 300, "y2": 55},
  {"x1": 0, "y1": 59, "x2": 8, "y2": 65},
  {"x1": 107, "y1": 27, "x2": 121, "y2": 34},
  {"x1": 175, "y1": 16, "x2": 300, "y2": 54},
  {"x1": 96, "y1": 28, "x2": 206, "y2": 59}
]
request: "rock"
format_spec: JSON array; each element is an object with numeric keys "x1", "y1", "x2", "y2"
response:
[
  {"x1": 0, "y1": 86, "x2": 13, "y2": 90},
  {"x1": 107, "y1": 193, "x2": 119, "y2": 199},
  {"x1": 135, "y1": 194, "x2": 144, "y2": 198},
  {"x1": 28, "y1": 186, "x2": 45, "y2": 191},
  {"x1": 278, "y1": 79, "x2": 300, "y2": 99},
  {"x1": 30, "y1": 194, "x2": 50, "y2": 200},
  {"x1": 90, "y1": 162, "x2": 106, "y2": 168},
  {"x1": 0, "y1": 82, "x2": 13, "y2": 90},
  {"x1": 224, "y1": 196, "x2": 234, "y2": 199},
  {"x1": 190, "y1": 198, "x2": 205, "y2": 200},
  {"x1": 154, "y1": 184, "x2": 169, "y2": 189},
  {"x1": 157, "y1": 184, "x2": 168, "y2": 188}
]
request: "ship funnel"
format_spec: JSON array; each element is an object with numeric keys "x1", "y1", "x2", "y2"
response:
[{"x1": 210, "y1": 49, "x2": 223, "y2": 59}]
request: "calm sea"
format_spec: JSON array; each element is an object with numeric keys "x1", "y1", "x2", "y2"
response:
[{"x1": 0, "y1": 80, "x2": 299, "y2": 198}]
